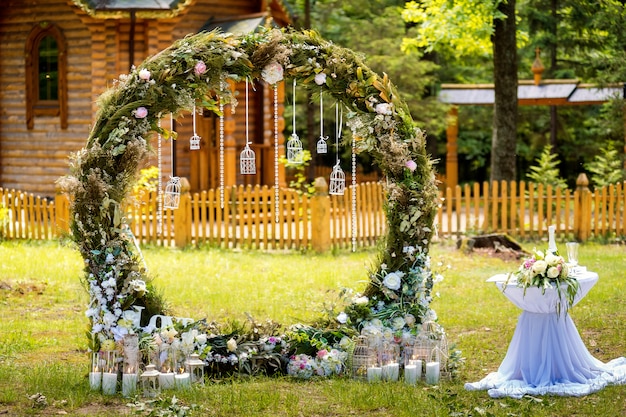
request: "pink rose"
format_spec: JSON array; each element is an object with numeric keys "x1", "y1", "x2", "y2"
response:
[
  {"x1": 138, "y1": 69, "x2": 151, "y2": 81},
  {"x1": 261, "y1": 62, "x2": 284, "y2": 84},
  {"x1": 405, "y1": 160, "x2": 417, "y2": 172},
  {"x1": 194, "y1": 60, "x2": 207, "y2": 76},
  {"x1": 134, "y1": 106, "x2": 148, "y2": 119}
]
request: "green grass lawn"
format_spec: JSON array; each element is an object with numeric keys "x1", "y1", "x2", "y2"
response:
[{"x1": 0, "y1": 240, "x2": 624, "y2": 416}]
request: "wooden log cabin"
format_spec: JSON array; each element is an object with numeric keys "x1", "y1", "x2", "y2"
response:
[{"x1": 0, "y1": 0, "x2": 292, "y2": 198}]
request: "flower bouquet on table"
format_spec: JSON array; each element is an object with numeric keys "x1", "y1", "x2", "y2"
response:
[{"x1": 506, "y1": 248, "x2": 580, "y2": 314}]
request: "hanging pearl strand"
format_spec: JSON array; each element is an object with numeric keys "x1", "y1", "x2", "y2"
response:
[
  {"x1": 157, "y1": 119, "x2": 163, "y2": 236},
  {"x1": 274, "y1": 83, "x2": 280, "y2": 223},
  {"x1": 351, "y1": 120, "x2": 357, "y2": 253},
  {"x1": 219, "y1": 79, "x2": 225, "y2": 209}
]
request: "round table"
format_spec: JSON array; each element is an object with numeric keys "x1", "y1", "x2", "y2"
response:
[{"x1": 465, "y1": 270, "x2": 626, "y2": 398}]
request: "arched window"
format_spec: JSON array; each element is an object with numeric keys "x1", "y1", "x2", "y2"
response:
[{"x1": 25, "y1": 22, "x2": 67, "y2": 129}]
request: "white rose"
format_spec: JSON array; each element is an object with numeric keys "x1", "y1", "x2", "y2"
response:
[
  {"x1": 392, "y1": 317, "x2": 406, "y2": 330},
  {"x1": 314, "y1": 72, "x2": 327, "y2": 85},
  {"x1": 404, "y1": 314, "x2": 416, "y2": 327},
  {"x1": 544, "y1": 253, "x2": 559, "y2": 266},
  {"x1": 383, "y1": 272, "x2": 402, "y2": 290},
  {"x1": 261, "y1": 62, "x2": 284, "y2": 84},
  {"x1": 227, "y1": 338, "x2": 238, "y2": 352},
  {"x1": 532, "y1": 260, "x2": 548, "y2": 275},
  {"x1": 336, "y1": 312, "x2": 348, "y2": 324},
  {"x1": 375, "y1": 103, "x2": 392, "y2": 115},
  {"x1": 354, "y1": 296, "x2": 369, "y2": 305},
  {"x1": 547, "y1": 266, "x2": 560, "y2": 278},
  {"x1": 138, "y1": 68, "x2": 151, "y2": 81}
]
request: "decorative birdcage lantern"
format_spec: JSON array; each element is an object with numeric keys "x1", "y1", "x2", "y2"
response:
[
  {"x1": 351, "y1": 336, "x2": 377, "y2": 381},
  {"x1": 287, "y1": 133, "x2": 303, "y2": 163},
  {"x1": 316, "y1": 136, "x2": 328, "y2": 154},
  {"x1": 185, "y1": 353, "x2": 205, "y2": 384},
  {"x1": 140, "y1": 364, "x2": 160, "y2": 397},
  {"x1": 240, "y1": 142, "x2": 256, "y2": 175},
  {"x1": 189, "y1": 133, "x2": 201, "y2": 150},
  {"x1": 329, "y1": 163, "x2": 346, "y2": 195},
  {"x1": 163, "y1": 176, "x2": 181, "y2": 209}
]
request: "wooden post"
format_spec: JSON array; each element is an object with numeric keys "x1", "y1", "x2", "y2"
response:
[
  {"x1": 445, "y1": 106, "x2": 459, "y2": 189},
  {"x1": 310, "y1": 177, "x2": 330, "y2": 252},
  {"x1": 173, "y1": 177, "x2": 192, "y2": 247},
  {"x1": 54, "y1": 183, "x2": 70, "y2": 237},
  {"x1": 575, "y1": 173, "x2": 590, "y2": 241}
]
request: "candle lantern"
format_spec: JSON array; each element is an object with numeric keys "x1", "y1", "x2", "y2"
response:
[
  {"x1": 163, "y1": 176, "x2": 181, "y2": 209},
  {"x1": 286, "y1": 133, "x2": 303, "y2": 163},
  {"x1": 240, "y1": 143, "x2": 256, "y2": 175},
  {"x1": 316, "y1": 136, "x2": 328, "y2": 154},
  {"x1": 329, "y1": 163, "x2": 345, "y2": 195},
  {"x1": 189, "y1": 133, "x2": 201, "y2": 151},
  {"x1": 351, "y1": 336, "x2": 375, "y2": 381},
  {"x1": 380, "y1": 341, "x2": 400, "y2": 382},
  {"x1": 186, "y1": 353, "x2": 205, "y2": 384},
  {"x1": 140, "y1": 364, "x2": 160, "y2": 397}
]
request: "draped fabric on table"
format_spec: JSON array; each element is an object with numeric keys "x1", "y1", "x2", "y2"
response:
[{"x1": 465, "y1": 272, "x2": 626, "y2": 398}]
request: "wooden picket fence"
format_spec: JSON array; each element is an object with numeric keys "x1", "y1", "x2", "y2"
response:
[{"x1": 2, "y1": 178, "x2": 626, "y2": 248}]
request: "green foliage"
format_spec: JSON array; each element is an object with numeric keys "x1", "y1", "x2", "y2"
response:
[
  {"x1": 280, "y1": 150, "x2": 316, "y2": 196},
  {"x1": 585, "y1": 141, "x2": 625, "y2": 189},
  {"x1": 132, "y1": 166, "x2": 160, "y2": 195},
  {"x1": 0, "y1": 202, "x2": 8, "y2": 239},
  {"x1": 526, "y1": 145, "x2": 567, "y2": 188}
]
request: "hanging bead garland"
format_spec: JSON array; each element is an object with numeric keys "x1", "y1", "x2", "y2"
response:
[
  {"x1": 219, "y1": 79, "x2": 225, "y2": 209},
  {"x1": 189, "y1": 104, "x2": 201, "y2": 150},
  {"x1": 351, "y1": 132, "x2": 357, "y2": 252},
  {"x1": 316, "y1": 87, "x2": 328, "y2": 154},
  {"x1": 329, "y1": 104, "x2": 345, "y2": 196},
  {"x1": 273, "y1": 84, "x2": 280, "y2": 223},
  {"x1": 240, "y1": 79, "x2": 256, "y2": 175},
  {"x1": 286, "y1": 79, "x2": 303, "y2": 164},
  {"x1": 157, "y1": 119, "x2": 163, "y2": 235}
]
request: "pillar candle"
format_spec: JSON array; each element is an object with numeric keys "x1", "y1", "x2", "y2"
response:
[
  {"x1": 425, "y1": 361, "x2": 440, "y2": 385},
  {"x1": 101, "y1": 371, "x2": 117, "y2": 395},
  {"x1": 89, "y1": 369, "x2": 101, "y2": 391},
  {"x1": 384, "y1": 363, "x2": 399, "y2": 381},
  {"x1": 404, "y1": 364, "x2": 418, "y2": 385},
  {"x1": 366, "y1": 366, "x2": 382, "y2": 383},
  {"x1": 122, "y1": 373, "x2": 137, "y2": 397},
  {"x1": 159, "y1": 372, "x2": 176, "y2": 390},
  {"x1": 175, "y1": 372, "x2": 190, "y2": 389}
]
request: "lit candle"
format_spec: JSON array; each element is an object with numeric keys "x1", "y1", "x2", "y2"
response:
[
  {"x1": 404, "y1": 364, "x2": 418, "y2": 385},
  {"x1": 89, "y1": 367, "x2": 101, "y2": 391},
  {"x1": 101, "y1": 370, "x2": 117, "y2": 395},
  {"x1": 383, "y1": 363, "x2": 399, "y2": 381},
  {"x1": 366, "y1": 366, "x2": 382, "y2": 383},
  {"x1": 425, "y1": 361, "x2": 440, "y2": 385},
  {"x1": 159, "y1": 371, "x2": 176, "y2": 390},
  {"x1": 122, "y1": 372, "x2": 137, "y2": 397},
  {"x1": 175, "y1": 372, "x2": 190, "y2": 389}
]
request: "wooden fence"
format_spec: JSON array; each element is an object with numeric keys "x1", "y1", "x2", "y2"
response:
[{"x1": 2, "y1": 176, "x2": 626, "y2": 249}]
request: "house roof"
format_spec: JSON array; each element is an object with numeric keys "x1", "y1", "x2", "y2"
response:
[
  {"x1": 200, "y1": 13, "x2": 272, "y2": 36},
  {"x1": 438, "y1": 80, "x2": 625, "y2": 106}
]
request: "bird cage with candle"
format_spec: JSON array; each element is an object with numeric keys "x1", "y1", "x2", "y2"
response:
[
  {"x1": 185, "y1": 353, "x2": 205, "y2": 384},
  {"x1": 329, "y1": 163, "x2": 346, "y2": 195},
  {"x1": 287, "y1": 133, "x2": 303, "y2": 163},
  {"x1": 163, "y1": 176, "x2": 181, "y2": 209},
  {"x1": 240, "y1": 143, "x2": 256, "y2": 175},
  {"x1": 189, "y1": 133, "x2": 201, "y2": 150},
  {"x1": 316, "y1": 136, "x2": 327, "y2": 154},
  {"x1": 351, "y1": 336, "x2": 377, "y2": 380},
  {"x1": 140, "y1": 364, "x2": 160, "y2": 397}
]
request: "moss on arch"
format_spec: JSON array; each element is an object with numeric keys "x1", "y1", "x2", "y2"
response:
[{"x1": 66, "y1": 28, "x2": 440, "y2": 350}]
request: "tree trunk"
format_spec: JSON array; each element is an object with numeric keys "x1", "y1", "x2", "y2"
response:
[{"x1": 490, "y1": 0, "x2": 518, "y2": 182}]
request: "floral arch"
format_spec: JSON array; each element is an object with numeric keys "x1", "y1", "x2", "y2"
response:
[{"x1": 65, "y1": 28, "x2": 442, "y2": 374}]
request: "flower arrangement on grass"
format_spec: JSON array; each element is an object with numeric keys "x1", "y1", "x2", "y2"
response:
[{"x1": 507, "y1": 248, "x2": 580, "y2": 314}]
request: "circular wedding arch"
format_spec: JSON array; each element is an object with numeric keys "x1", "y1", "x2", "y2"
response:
[{"x1": 66, "y1": 28, "x2": 441, "y2": 351}]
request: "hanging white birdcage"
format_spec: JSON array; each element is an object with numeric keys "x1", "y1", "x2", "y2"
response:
[
  {"x1": 287, "y1": 133, "x2": 303, "y2": 163},
  {"x1": 316, "y1": 136, "x2": 328, "y2": 154},
  {"x1": 240, "y1": 143, "x2": 256, "y2": 175},
  {"x1": 329, "y1": 163, "x2": 345, "y2": 195},
  {"x1": 189, "y1": 133, "x2": 201, "y2": 150},
  {"x1": 163, "y1": 176, "x2": 181, "y2": 209}
]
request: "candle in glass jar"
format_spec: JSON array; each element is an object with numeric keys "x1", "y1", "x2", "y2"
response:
[
  {"x1": 122, "y1": 372, "x2": 137, "y2": 397},
  {"x1": 425, "y1": 361, "x2": 440, "y2": 385},
  {"x1": 159, "y1": 371, "x2": 176, "y2": 390},
  {"x1": 175, "y1": 372, "x2": 190, "y2": 389},
  {"x1": 101, "y1": 370, "x2": 117, "y2": 395},
  {"x1": 383, "y1": 363, "x2": 399, "y2": 381},
  {"x1": 404, "y1": 364, "x2": 418, "y2": 385},
  {"x1": 366, "y1": 366, "x2": 382, "y2": 383}
]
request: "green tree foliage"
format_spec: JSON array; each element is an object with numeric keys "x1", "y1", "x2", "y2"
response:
[
  {"x1": 526, "y1": 144, "x2": 567, "y2": 188},
  {"x1": 584, "y1": 141, "x2": 625, "y2": 188}
]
